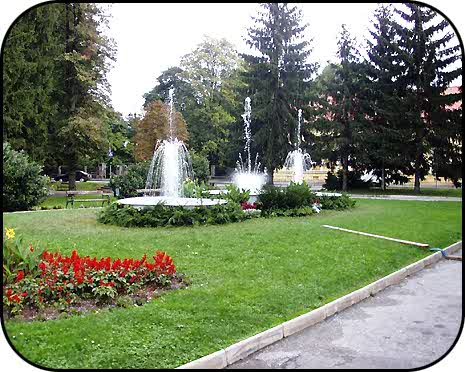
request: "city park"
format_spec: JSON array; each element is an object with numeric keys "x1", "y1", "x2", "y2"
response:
[{"x1": 2, "y1": 3, "x2": 462, "y2": 369}]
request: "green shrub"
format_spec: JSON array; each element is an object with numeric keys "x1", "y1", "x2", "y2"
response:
[
  {"x1": 222, "y1": 184, "x2": 250, "y2": 204},
  {"x1": 318, "y1": 193, "x2": 356, "y2": 210},
  {"x1": 97, "y1": 202, "x2": 250, "y2": 228},
  {"x1": 109, "y1": 161, "x2": 150, "y2": 198},
  {"x1": 182, "y1": 179, "x2": 211, "y2": 198},
  {"x1": 3, "y1": 142, "x2": 50, "y2": 211},
  {"x1": 257, "y1": 182, "x2": 316, "y2": 211},
  {"x1": 191, "y1": 151, "x2": 210, "y2": 183}
]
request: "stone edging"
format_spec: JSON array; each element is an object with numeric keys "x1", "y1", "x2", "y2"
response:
[{"x1": 176, "y1": 240, "x2": 462, "y2": 369}]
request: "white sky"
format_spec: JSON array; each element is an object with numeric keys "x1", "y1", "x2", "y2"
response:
[
  {"x1": 103, "y1": 2, "x2": 462, "y2": 117},
  {"x1": 104, "y1": 3, "x2": 382, "y2": 116},
  {"x1": 1, "y1": 1, "x2": 463, "y2": 118}
]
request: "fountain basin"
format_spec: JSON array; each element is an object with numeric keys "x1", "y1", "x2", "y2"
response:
[
  {"x1": 315, "y1": 192, "x2": 342, "y2": 197},
  {"x1": 118, "y1": 196, "x2": 227, "y2": 209}
]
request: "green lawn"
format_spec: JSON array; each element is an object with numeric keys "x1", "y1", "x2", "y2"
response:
[
  {"x1": 39, "y1": 195, "x2": 117, "y2": 209},
  {"x1": 2, "y1": 199, "x2": 462, "y2": 368},
  {"x1": 50, "y1": 181, "x2": 108, "y2": 191},
  {"x1": 348, "y1": 187, "x2": 462, "y2": 197}
]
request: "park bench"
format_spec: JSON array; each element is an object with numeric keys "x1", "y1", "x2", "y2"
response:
[{"x1": 65, "y1": 190, "x2": 111, "y2": 208}]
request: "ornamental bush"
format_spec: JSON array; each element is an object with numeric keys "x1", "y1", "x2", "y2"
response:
[
  {"x1": 257, "y1": 182, "x2": 355, "y2": 216},
  {"x1": 318, "y1": 193, "x2": 356, "y2": 210},
  {"x1": 190, "y1": 151, "x2": 210, "y2": 183},
  {"x1": 109, "y1": 161, "x2": 150, "y2": 198},
  {"x1": 257, "y1": 182, "x2": 316, "y2": 212},
  {"x1": 97, "y1": 202, "x2": 250, "y2": 228},
  {"x1": 3, "y1": 142, "x2": 50, "y2": 211}
]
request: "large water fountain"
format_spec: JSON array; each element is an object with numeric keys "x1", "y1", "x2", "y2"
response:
[
  {"x1": 283, "y1": 109, "x2": 313, "y2": 184},
  {"x1": 232, "y1": 97, "x2": 267, "y2": 194},
  {"x1": 118, "y1": 89, "x2": 226, "y2": 208}
]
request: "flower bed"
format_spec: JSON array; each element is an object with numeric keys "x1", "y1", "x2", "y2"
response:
[{"x1": 3, "y1": 229, "x2": 186, "y2": 320}]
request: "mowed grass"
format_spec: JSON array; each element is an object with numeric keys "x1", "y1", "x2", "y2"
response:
[
  {"x1": 2, "y1": 199, "x2": 462, "y2": 368},
  {"x1": 39, "y1": 195, "x2": 117, "y2": 209},
  {"x1": 348, "y1": 187, "x2": 462, "y2": 197}
]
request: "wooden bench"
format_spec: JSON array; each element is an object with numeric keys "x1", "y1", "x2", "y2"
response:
[{"x1": 65, "y1": 190, "x2": 111, "y2": 208}]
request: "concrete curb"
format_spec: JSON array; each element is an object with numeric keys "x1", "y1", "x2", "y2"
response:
[{"x1": 176, "y1": 240, "x2": 462, "y2": 369}]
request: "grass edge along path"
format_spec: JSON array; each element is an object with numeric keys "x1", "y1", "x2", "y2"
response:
[{"x1": 2, "y1": 199, "x2": 462, "y2": 368}]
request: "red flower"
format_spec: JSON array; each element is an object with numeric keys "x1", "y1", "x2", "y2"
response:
[
  {"x1": 21, "y1": 292, "x2": 28, "y2": 297},
  {"x1": 15, "y1": 271, "x2": 24, "y2": 282}
]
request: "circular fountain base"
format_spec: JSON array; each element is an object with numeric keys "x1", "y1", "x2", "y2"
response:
[{"x1": 118, "y1": 196, "x2": 227, "y2": 209}]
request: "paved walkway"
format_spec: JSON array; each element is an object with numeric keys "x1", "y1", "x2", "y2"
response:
[
  {"x1": 349, "y1": 194, "x2": 462, "y2": 202},
  {"x1": 229, "y1": 250, "x2": 462, "y2": 369}
]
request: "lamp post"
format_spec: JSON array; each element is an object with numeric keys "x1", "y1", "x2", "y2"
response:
[{"x1": 108, "y1": 147, "x2": 113, "y2": 179}]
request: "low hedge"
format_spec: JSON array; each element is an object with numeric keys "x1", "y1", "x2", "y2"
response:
[
  {"x1": 257, "y1": 182, "x2": 316, "y2": 211},
  {"x1": 318, "y1": 194, "x2": 356, "y2": 210},
  {"x1": 97, "y1": 202, "x2": 252, "y2": 228}
]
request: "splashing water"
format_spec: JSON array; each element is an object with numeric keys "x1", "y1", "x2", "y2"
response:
[
  {"x1": 144, "y1": 88, "x2": 193, "y2": 197},
  {"x1": 118, "y1": 88, "x2": 226, "y2": 208},
  {"x1": 233, "y1": 97, "x2": 267, "y2": 194},
  {"x1": 284, "y1": 109, "x2": 313, "y2": 184}
]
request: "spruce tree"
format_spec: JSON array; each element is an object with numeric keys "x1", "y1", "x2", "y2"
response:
[
  {"x1": 309, "y1": 25, "x2": 366, "y2": 192},
  {"x1": 243, "y1": 3, "x2": 315, "y2": 182},
  {"x1": 393, "y1": 3, "x2": 462, "y2": 192},
  {"x1": 3, "y1": 5, "x2": 63, "y2": 163},
  {"x1": 363, "y1": 5, "x2": 412, "y2": 188}
]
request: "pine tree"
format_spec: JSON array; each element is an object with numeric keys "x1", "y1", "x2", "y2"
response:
[
  {"x1": 393, "y1": 3, "x2": 462, "y2": 192},
  {"x1": 3, "y1": 3, "x2": 116, "y2": 190},
  {"x1": 3, "y1": 4, "x2": 63, "y2": 163},
  {"x1": 309, "y1": 25, "x2": 366, "y2": 192},
  {"x1": 363, "y1": 5, "x2": 412, "y2": 188},
  {"x1": 243, "y1": 3, "x2": 315, "y2": 182}
]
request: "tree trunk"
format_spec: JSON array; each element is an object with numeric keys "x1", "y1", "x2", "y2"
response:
[
  {"x1": 68, "y1": 165, "x2": 76, "y2": 190},
  {"x1": 414, "y1": 168, "x2": 421, "y2": 193},
  {"x1": 267, "y1": 167, "x2": 274, "y2": 186},
  {"x1": 342, "y1": 155, "x2": 348, "y2": 192},
  {"x1": 381, "y1": 162, "x2": 385, "y2": 191},
  {"x1": 413, "y1": 149, "x2": 422, "y2": 193}
]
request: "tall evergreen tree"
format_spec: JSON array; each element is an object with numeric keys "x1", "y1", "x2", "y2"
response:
[
  {"x1": 3, "y1": 5, "x2": 63, "y2": 163},
  {"x1": 309, "y1": 25, "x2": 366, "y2": 191},
  {"x1": 393, "y1": 3, "x2": 462, "y2": 192},
  {"x1": 363, "y1": 5, "x2": 412, "y2": 188},
  {"x1": 3, "y1": 3, "x2": 116, "y2": 190},
  {"x1": 243, "y1": 3, "x2": 315, "y2": 182},
  {"x1": 52, "y1": 3, "x2": 116, "y2": 189}
]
